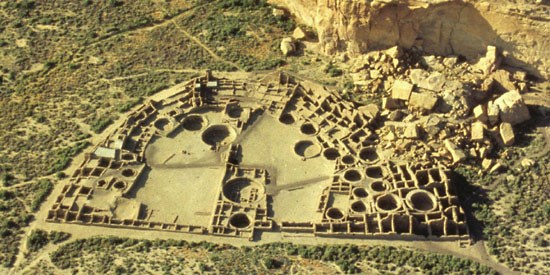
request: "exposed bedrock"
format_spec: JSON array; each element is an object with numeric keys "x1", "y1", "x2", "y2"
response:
[{"x1": 269, "y1": 0, "x2": 549, "y2": 79}]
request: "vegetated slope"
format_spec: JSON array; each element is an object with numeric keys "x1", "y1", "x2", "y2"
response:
[{"x1": 46, "y1": 237, "x2": 496, "y2": 274}]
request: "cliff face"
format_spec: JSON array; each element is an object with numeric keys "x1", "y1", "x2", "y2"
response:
[{"x1": 269, "y1": 0, "x2": 549, "y2": 79}]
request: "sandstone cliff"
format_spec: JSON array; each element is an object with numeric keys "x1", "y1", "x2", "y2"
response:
[{"x1": 269, "y1": 0, "x2": 549, "y2": 79}]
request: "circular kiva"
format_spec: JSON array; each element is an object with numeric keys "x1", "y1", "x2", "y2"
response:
[
  {"x1": 343, "y1": 168, "x2": 363, "y2": 183},
  {"x1": 323, "y1": 148, "x2": 340, "y2": 160},
  {"x1": 226, "y1": 105, "x2": 243, "y2": 119},
  {"x1": 201, "y1": 124, "x2": 236, "y2": 146},
  {"x1": 154, "y1": 118, "x2": 170, "y2": 131},
  {"x1": 182, "y1": 115, "x2": 207, "y2": 131},
  {"x1": 368, "y1": 181, "x2": 389, "y2": 193},
  {"x1": 325, "y1": 207, "x2": 345, "y2": 220},
  {"x1": 405, "y1": 190, "x2": 438, "y2": 212},
  {"x1": 121, "y1": 168, "x2": 136, "y2": 178},
  {"x1": 300, "y1": 122, "x2": 318, "y2": 136},
  {"x1": 222, "y1": 178, "x2": 264, "y2": 204},
  {"x1": 121, "y1": 153, "x2": 134, "y2": 161},
  {"x1": 365, "y1": 166, "x2": 384, "y2": 179},
  {"x1": 228, "y1": 213, "x2": 251, "y2": 229},
  {"x1": 350, "y1": 201, "x2": 367, "y2": 213},
  {"x1": 113, "y1": 181, "x2": 127, "y2": 190},
  {"x1": 341, "y1": 155, "x2": 356, "y2": 165},
  {"x1": 358, "y1": 147, "x2": 379, "y2": 162},
  {"x1": 375, "y1": 193, "x2": 402, "y2": 212},
  {"x1": 279, "y1": 113, "x2": 295, "y2": 125},
  {"x1": 352, "y1": 187, "x2": 368, "y2": 198},
  {"x1": 294, "y1": 140, "x2": 322, "y2": 159}
]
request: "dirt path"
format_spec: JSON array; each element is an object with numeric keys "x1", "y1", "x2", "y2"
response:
[{"x1": 169, "y1": 19, "x2": 245, "y2": 72}]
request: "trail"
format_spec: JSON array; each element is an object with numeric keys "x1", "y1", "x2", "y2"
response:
[{"x1": 169, "y1": 19, "x2": 246, "y2": 72}]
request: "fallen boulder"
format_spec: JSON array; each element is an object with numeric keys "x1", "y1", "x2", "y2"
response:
[
  {"x1": 499, "y1": 122, "x2": 515, "y2": 146},
  {"x1": 494, "y1": 90, "x2": 531, "y2": 125}
]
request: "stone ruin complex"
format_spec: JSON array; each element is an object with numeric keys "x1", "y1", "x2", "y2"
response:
[{"x1": 46, "y1": 71, "x2": 469, "y2": 242}]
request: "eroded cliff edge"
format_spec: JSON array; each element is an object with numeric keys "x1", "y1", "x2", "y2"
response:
[{"x1": 269, "y1": 0, "x2": 549, "y2": 79}]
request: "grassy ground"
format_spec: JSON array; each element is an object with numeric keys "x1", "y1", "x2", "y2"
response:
[{"x1": 45, "y1": 237, "x2": 495, "y2": 274}]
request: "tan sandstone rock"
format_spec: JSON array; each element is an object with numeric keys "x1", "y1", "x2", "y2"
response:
[
  {"x1": 409, "y1": 92, "x2": 439, "y2": 113},
  {"x1": 471, "y1": 122, "x2": 485, "y2": 142},
  {"x1": 493, "y1": 90, "x2": 531, "y2": 125},
  {"x1": 499, "y1": 122, "x2": 515, "y2": 146},
  {"x1": 473, "y1": 105, "x2": 488, "y2": 124},
  {"x1": 280, "y1": 37, "x2": 295, "y2": 56},
  {"x1": 444, "y1": 140, "x2": 466, "y2": 164},
  {"x1": 391, "y1": 80, "x2": 413, "y2": 101}
]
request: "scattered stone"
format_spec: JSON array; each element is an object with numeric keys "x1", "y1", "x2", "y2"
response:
[
  {"x1": 443, "y1": 56, "x2": 458, "y2": 68},
  {"x1": 409, "y1": 69, "x2": 427, "y2": 86},
  {"x1": 382, "y1": 97, "x2": 403, "y2": 110},
  {"x1": 490, "y1": 162, "x2": 506, "y2": 174},
  {"x1": 384, "y1": 46, "x2": 402, "y2": 59},
  {"x1": 387, "y1": 110, "x2": 404, "y2": 121},
  {"x1": 499, "y1": 122, "x2": 515, "y2": 146},
  {"x1": 424, "y1": 115, "x2": 445, "y2": 136},
  {"x1": 292, "y1": 27, "x2": 307, "y2": 40},
  {"x1": 473, "y1": 105, "x2": 488, "y2": 124},
  {"x1": 521, "y1": 158, "x2": 534, "y2": 168},
  {"x1": 272, "y1": 8, "x2": 286, "y2": 17},
  {"x1": 493, "y1": 70, "x2": 516, "y2": 92},
  {"x1": 471, "y1": 122, "x2": 485, "y2": 142},
  {"x1": 514, "y1": 70, "x2": 527, "y2": 82},
  {"x1": 444, "y1": 140, "x2": 466, "y2": 164},
  {"x1": 404, "y1": 124, "x2": 420, "y2": 139},
  {"x1": 420, "y1": 72, "x2": 446, "y2": 91},
  {"x1": 384, "y1": 131, "x2": 396, "y2": 141},
  {"x1": 409, "y1": 92, "x2": 439, "y2": 113},
  {"x1": 474, "y1": 45, "x2": 501, "y2": 75},
  {"x1": 487, "y1": 101, "x2": 500, "y2": 125},
  {"x1": 391, "y1": 80, "x2": 413, "y2": 101},
  {"x1": 482, "y1": 158, "x2": 495, "y2": 171},
  {"x1": 358, "y1": 104, "x2": 379, "y2": 119},
  {"x1": 494, "y1": 90, "x2": 531, "y2": 125},
  {"x1": 421, "y1": 55, "x2": 445, "y2": 71},
  {"x1": 280, "y1": 37, "x2": 295, "y2": 56},
  {"x1": 479, "y1": 147, "x2": 489, "y2": 159}
]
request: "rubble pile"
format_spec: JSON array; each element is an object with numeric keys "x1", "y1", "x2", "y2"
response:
[{"x1": 347, "y1": 45, "x2": 533, "y2": 173}]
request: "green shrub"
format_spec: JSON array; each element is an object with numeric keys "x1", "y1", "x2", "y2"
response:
[{"x1": 27, "y1": 229, "x2": 49, "y2": 252}]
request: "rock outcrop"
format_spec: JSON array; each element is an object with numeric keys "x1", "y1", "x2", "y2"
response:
[{"x1": 268, "y1": 0, "x2": 549, "y2": 79}]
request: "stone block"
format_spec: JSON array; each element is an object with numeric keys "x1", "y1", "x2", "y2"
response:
[
  {"x1": 391, "y1": 80, "x2": 413, "y2": 100},
  {"x1": 409, "y1": 92, "x2": 439, "y2": 112},
  {"x1": 494, "y1": 90, "x2": 531, "y2": 125},
  {"x1": 499, "y1": 122, "x2": 515, "y2": 146},
  {"x1": 471, "y1": 122, "x2": 485, "y2": 142}
]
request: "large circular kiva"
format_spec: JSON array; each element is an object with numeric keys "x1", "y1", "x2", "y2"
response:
[
  {"x1": 343, "y1": 168, "x2": 363, "y2": 183},
  {"x1": 405, "y1": 190, "x2": 437, "y2": 212},
  {"x1": 229, "y1": 213, "x2": 251, "y2": 229},
  {"x1": 201, "y1": 124, "x2": 236, "y2": 146},
  {"x1": 326, "y1": 207, "x2": 345, "y2": 220},
  {"x1": 222, "y1": 178, "x2": 264, "y2": 204},
  {"x1": 294, "y1": 140, "x2": 322, "y2": 158},
  {"x1": 300, "y1": 122, "x2": 318, "y2": 136},
  {"x1": 226, "y1": 105, "x2": 243, "y2": 118},
  {"x1": 358, "y1": 147, "x2": 379, "y2": 162},
  {"x1": 375, "y1": 193, "x2": 402, "y2": 212},
  {"x1": 182, "y1": 115, "x2": 207, "y2": 131}
]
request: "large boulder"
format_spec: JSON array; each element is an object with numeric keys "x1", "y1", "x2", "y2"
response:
[
  {"x1": 494, "y1": 90, "x2": 531, "y2": 125},
  {"x1": 280, "y1": 37, "x2": 296, "y2": 56}
]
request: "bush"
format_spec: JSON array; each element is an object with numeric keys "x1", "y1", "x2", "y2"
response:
[
  {"x1": 324, "y1": 63, "x2": 343, "y2": 77},
  {"x1": 30, "y1": 179, "x2": 53, "y2": 211},
  {"x1": 27, "y1": 229, "x2": 49, "y2": 252}
]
